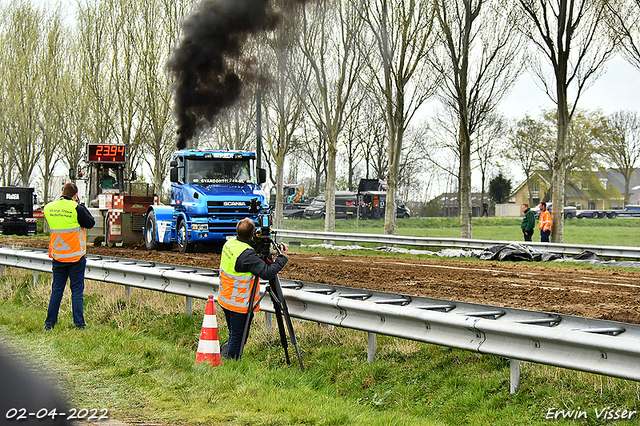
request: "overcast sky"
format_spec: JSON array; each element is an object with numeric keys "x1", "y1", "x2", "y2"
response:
[{"x1": 499, "y1": 55, "x2": 640, "y2": 118}]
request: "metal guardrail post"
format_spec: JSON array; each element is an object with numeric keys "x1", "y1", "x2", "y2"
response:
[
  {"x1": 32, "y1": 270, "x2": 38, "y2": 286},
  {"x1": 186, "y1": 296, "x2": 192, "y2": 315},
  {"x1": 510, "y1": 359, "x2": 521, "y2": 394},
  {"x1": 265, "y1": 312, "x2": 272, "y2": 330},
  {"x1": 368, "y1": 332, "x2": 376, "y2": 363}
]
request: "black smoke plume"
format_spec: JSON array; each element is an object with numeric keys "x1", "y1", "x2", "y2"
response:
[{"x1": 167, "y1": 0, "x2": 280, "y2": 149}]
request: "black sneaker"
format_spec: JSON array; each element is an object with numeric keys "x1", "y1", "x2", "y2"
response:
[
  {"x1": 75, "y1": 325, "x2": 86, "y2": 330},
  {"x1": 44, "y1": 324, "x2": 54, "y2": 331}
]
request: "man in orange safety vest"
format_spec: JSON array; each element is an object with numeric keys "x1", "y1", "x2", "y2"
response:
[
  {"x1": 44, "y1": 182, "x2": 95, "y2": 331},
  {"x1": 538, "y1": 201, "x2": 553, "y2": 243}
]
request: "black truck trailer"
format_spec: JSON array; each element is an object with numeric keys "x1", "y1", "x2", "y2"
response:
[{"x1": 0, "y1": 187, "x2": 37, "y2": 236}]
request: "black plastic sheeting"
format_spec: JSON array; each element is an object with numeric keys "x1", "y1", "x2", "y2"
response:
[
  {"x1": 475, "y1": 244, "x2": 563, "y2": 262},
  {"x1": 309, "y1": 243, "x2": 640, "y2": 268}
]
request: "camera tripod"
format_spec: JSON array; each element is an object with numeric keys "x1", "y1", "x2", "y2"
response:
[{"x1": 237, "y1": 242, "x2": 303, "y2": 370}]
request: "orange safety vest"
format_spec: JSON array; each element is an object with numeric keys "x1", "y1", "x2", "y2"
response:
[
  {"x1": 44, "y1": 198, "x2": 87, "y2": 262},
  {"x1": 218, "y1": 238, "x2": 260, "y2": 313},
  {"x1": 538, "y1": 210, "x2": 553, "y2": 232}
]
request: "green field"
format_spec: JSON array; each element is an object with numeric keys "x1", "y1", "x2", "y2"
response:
[
  {"x1": 279, "y1": 217, "x2": 640, "y2": 247},
  {"x1": 1, "y1": 253, "x2": 639, "y2": 425}
]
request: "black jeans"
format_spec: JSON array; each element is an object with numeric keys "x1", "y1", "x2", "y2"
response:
[
  {"x1": 523, "y1": 229, "x2": 533, "y2": 242},
  {"x1": 222, "y1": 307, "x2": 252, "y2": 360}
]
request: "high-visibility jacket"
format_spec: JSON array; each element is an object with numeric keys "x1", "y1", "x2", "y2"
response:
[
  {"x1": 538, "y1": 210, "x2": 553, "y2": 232},
  {"x1": 44, "y1": 198, "x2": 87, "y2": 262},
  {"x1": 218, "y1": 238, "x2": 260, "y2": 313}
]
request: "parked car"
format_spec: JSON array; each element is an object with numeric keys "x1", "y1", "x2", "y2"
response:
[{"x1": 304, "y1": 192, "x2": 357, "y2": 220}]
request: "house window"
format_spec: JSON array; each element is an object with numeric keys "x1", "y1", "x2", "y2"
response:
[{"x1": 600, "y1": 178, "x2": 608, "y2": 189}]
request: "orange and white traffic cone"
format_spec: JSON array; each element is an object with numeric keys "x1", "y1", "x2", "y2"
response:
[{"x1": 196, "y1": 295, "x2": 221, "y2": 366}]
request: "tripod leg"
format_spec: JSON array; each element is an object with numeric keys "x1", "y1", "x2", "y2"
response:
[
  {"x1": 271, "y1": 276, "x2": 304, "y2": 370},
  {"x1": 267, "y1": 286, "x2": 291, "y2": 365},
  {"x1": 238, "y1": 276, "x2": 259, "y2": 360}
]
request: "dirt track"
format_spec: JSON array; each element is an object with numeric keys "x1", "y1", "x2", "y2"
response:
[{"x1": 6, "y1": 237, "x2": 640, "y2": 324}]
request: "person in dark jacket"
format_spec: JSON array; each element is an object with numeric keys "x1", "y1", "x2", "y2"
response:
[
  {"x1": 218, "y1": 218, "x2": 288, "y2": 359},
  {"x1": 44, "y1": 182, "x2": 95, "y2": 330},
  {"x1": 521, "y1": 203, "x2": 535, "y2": 242}
]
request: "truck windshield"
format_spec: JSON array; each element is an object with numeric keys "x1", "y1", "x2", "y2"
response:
[{"x1": 185, "y1": 159, "x2": 254, "y2": 184}]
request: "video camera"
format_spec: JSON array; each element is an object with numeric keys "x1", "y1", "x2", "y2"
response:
[{"x1": 248, "y1": 198, "x2": 282, "y2": 258}]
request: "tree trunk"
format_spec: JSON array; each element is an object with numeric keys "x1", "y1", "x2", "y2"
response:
[
  {"x1": 274, "y1": 160, "x2": 285, "y2": 230},
  {"x1": 324, "y1": 143, "x2": 337, "y2": 232},
  {"x1": 551, "y1": 100, "x2": 569, "y2": 243},
  {"x1": 459, "y1": 124, "x2": 472, "y2": 238}
]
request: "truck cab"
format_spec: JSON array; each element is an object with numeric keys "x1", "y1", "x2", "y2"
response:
[
  {"x1": 144, "y1": 150, "x2": 268, "y2": 253},
  {"x1": 0, "y1": 187, "x2": 38, "y2": 236}
]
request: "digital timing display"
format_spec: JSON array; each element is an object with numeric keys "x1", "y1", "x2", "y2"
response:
[{"x1": 87, "y1": 144, "x2": 126, "y2": 163}]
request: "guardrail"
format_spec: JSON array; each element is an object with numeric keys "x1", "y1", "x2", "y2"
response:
[
  {"x1": 1, "y1": 246, "x2": 639, "y2": 393},
  {"x1": 274, "y1": 229, "x2": 640, "y2": 259}
]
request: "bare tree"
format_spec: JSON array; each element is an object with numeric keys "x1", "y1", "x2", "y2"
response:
[
  {"x1": 357, "y1": 0, "x2": 439, "y2": 235},
  {"x1": 59, "y1": 49, "x2": 91, "y2": 201},
  {"x1": 263, "y1": 4, "x2": 307, "y2": 229},
  {"x1": 539, "y1": 108, "x2": 602, "y2": 200},
  {"x1": 474, "y1": 114, "x2": 507, "y2": 211},
  {"x1": 504, "y1": 115, "x2": 545, "y2": 206},
  {"x1": 297, "y1": 120, "x2": 327, "y2": 197},
  {"x1": 519, "y1": 0, "x2": 617, "y2": 242},
  {"x1": 599, "y1": 110, "x2": 640, "y2": 206},
  {"x1": 107, "y1": 0, "x2": 147, "y2": 176},
  {"x1": 140, "y1": 0, "x2": 191, "y2": 196},
  {"x1": 297, "y1": 0, "x2": 364, "y2": 232},
  {"x1": 37, "y1": 10, "x2": 67, "y2": 203},
  {"x1": 434, "y1": 0, "x2": 525, "y2": 238},
  {"x1": 1, "y1": 2, "x2": 44, "y2": 186},
  {"x1": 77, "y1": 0, "x2": 116, "y2": 146},
  {"x1": 606, "y1": 0, "x2": 640, "y2": 70}
]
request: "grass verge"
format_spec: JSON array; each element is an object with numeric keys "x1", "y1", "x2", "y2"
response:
[
  {"x1": 280, "y1": 218, "x2": 640, "y2": 247},
  {"x1": 1, "y1": 268, "x2": 639, "y2": 425}
]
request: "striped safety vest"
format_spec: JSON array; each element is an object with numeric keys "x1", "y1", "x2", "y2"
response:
[
  {"x1": 538, "y1": 210, "x2": 553, "y2": 232},
  {"x1": 218, "y1": 238, "x2": 260, "y2": 313},
  {"x1": 44, "y1": 198, "x2": 87, "y2": 262}
]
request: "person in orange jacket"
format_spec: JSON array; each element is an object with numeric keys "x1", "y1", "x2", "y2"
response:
[{"x1": 538, "y1": 201, "x2": 553, "y2": 242}]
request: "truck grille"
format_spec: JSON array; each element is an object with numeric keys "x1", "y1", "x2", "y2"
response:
[{"x1": 207, "y1": 201, "x2": 251, "y2": 214}]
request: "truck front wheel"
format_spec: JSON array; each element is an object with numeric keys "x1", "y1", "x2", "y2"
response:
[
  {"x1": 145, "y1": 211, "x2": 172, "y2": 251},
  {"x1": 177, "y1": 220, "x2": 195, "y2": 253}
]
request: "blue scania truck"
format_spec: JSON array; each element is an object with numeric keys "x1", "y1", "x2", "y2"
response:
[{"x1": 144, "y1": 150, "x2": 268, "y2": 253}]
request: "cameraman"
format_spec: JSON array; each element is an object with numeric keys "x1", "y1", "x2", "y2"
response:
[{"x1": 218, "y1": 217, "x2": 288, "y2": 359}]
